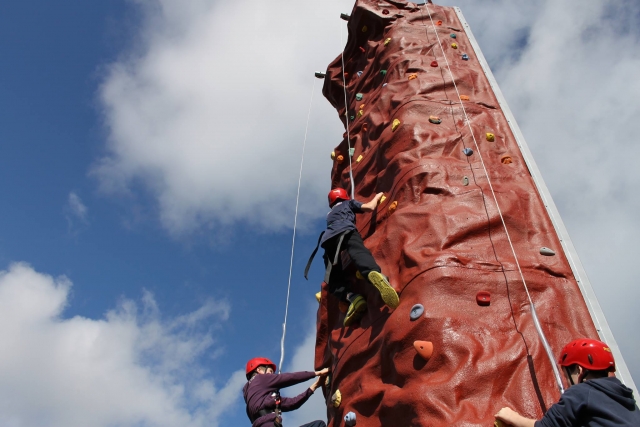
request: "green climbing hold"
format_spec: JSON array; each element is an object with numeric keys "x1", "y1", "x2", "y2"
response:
[
  {"x1": 450, "y1": 33, "x2": 457, "y2": 39},
  {"x1": 356, "y1": 93, "x2": 363, "y2": 101},
  {"x1": 350, "y1": 116, "x2": 355, "y2": 120},
  {"x1": 380, "y1": 69, "x2": 387, "y2": 76}
]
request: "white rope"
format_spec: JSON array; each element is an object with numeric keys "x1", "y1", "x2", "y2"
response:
[
  {"x1": 423, "y1": 4, "x2": 565, "y2": 394},
  {"x1": 278, "y1": 78, "x2": 316, "y2": 374},
  {"x1": 340, "y1": 24, "x2": 356, "y2": 199}
]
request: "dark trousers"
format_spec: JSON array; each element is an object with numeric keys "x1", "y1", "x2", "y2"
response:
[
  {"x1": 298, "y1": 421, "x2": 326, "y2": 427},
  {"x1": 322, "y1": 231, "x2": 381, "y2": 301}
]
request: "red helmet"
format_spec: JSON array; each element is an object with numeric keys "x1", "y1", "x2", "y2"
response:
[
  {"x1": 246, "y1": 357, "x2": 277, "y2": 379},
  {"x1": 328, "y1": 188, "x2": 349, "y2": 207},
  {"x1": 558, "y1": 338, "x2": 615, "y2": 372}
]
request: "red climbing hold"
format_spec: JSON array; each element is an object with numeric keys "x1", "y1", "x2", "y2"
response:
[
  {"x1": 436, "y1": 20, "x2": 443, "y2": 26},
  {"x1": 476, "y1": 291, "x2": 491, "y2": 306},
  {"x1": 382, "y1": 9, "x2": 389, "y2": 15},
  {"x1": 430, "y1": 60, "x2": 438, "y2": 67},
  {"x1": 359, "y1": 46, "x2": 365, "y2": 53}
]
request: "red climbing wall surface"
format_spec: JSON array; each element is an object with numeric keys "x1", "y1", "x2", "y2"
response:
[{"x1": 314, "y1": 1, "x2": 600, "y2": 426}]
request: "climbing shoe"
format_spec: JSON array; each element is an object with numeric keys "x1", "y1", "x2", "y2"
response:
[
  {"x1": 368, "y1": 271, "x2": 399, "y2": 309},
  {"x1": 344, "y1": 295, "x2": 367, "y2": 326},
  {"x1": 315, "y1": 292, "x2": 321, "y2": 303}
]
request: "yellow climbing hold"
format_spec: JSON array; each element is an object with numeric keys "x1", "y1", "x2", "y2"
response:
[
  {"x1": 392, "y1": 119, "x2": 401, "y2": 131},
  {"x1": 315, "y1": 292, "x2": 321, "y2": 303},
  {"x1": 451, "y1": 43, "x2": 458, "y2": 49},
  {"x1": 356, "y1": 155, "x2": 363, "y2": 163},
  {"x1": 331, "y1": 151, "x2": 336, "y2": 160},
  {"x1": 384, "y1": 38, "x2": 391, "y2": 46},
  {"x1": 486, "y1": 132, "x2": 495, "y2": 142},
  {"x1": 362, "y1": 25, "x2": 368, "y2": 32},
  {"x1": 389, "y1": 201, "x2": 398, "y2": 212},
  {"x1": 460, "y1": 95, "x2": 470, "y2": 101},
  {"x1": 495, "y1": 421, "x2": 506, "y2": 427},
  {"x1": 408, "y1": 73, "x2": 418, "y2": 80},
  {"x1": 355, "y1": 271, "x2": 364, "y2": 280},
  {"x1": 332, "y1": 390, "x2": 342, "y2": 408},
  {"x1": 380, "y1": 195, "x2": 387, "y2": 203},
  {"x1": 357, "y1": 110, "x2": 364, "y2": 118}
]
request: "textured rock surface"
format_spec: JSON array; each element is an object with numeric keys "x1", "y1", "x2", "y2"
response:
[{"x1": 314, "y1": 2, "x2": 599, "y2": 426}]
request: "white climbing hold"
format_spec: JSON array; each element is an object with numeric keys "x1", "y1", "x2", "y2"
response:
[
  {"x1": 540, "y1": 247, "x2": 556, "y2": 256},
  {"x1": 344, "y1": 412, "x2": 357, "y2": 426},
  {"x1": 410, "y1": 304, "x2": 424, "y2": 321}
]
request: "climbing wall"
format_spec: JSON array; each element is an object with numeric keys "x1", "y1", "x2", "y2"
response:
[{"x1": 314, "y1": 1, "x2": 601, "y2": 426}]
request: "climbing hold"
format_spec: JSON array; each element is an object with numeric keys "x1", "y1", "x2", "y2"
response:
[
  {"x1": 340, "y1": 13, "x2": 350, "y2": 21},
  {"x1": 356, "y1": 155, "x2": 363, "y2": 163},
  {"x1": 357, "y1": 71, "x2": 363, "y2": 77},
  {"x1": 408, "y1": 73, "x2": 418, "y2": 80},
  {"x1": 450, "y1": 33, "x2": 457, "y2": 38},
  {"x1": 476, "y1": 291, "x2": 491, "y2": 306},
  {"x1": 388, "y1": 201, "x2": 398, "y2": 212},
  {"x1": 380, "y1": 69, "x2": 387, "y2": 76},
  {"x1": 414, "y1": 340, "x2": 434, "y2": 360},
  {"x1": 357, "y1": 110, "x2": 364, "y2": 118},
  {"x1": 410, "y1": 304, "x2": 424, "y2": 321},
  {"x1": 315, "y1": 292, "x2": 321, "y2": 303},
  {"x1": 384, "y1": 38, "x2": 391, "y2": 46},
  {"x1": 359, "y1": 46, "x2": 365, "y2": 53},
  {"x1": 540, "y1": 247, "x2": 556, "y2": 256},
  {"x1": 463, "y1": 148, "x2": 473, "y2": 156},
  {"x1": 359, "y1": 104, "x2": 365, "y2": 110},
  {"x1": 462, "y1": 53, "x2": 469, "y2": 60},
  {"x1": 495, "y1": 420, "x2": 506, "y2": 427},
  {"x1": 350, "y1": 116, "x2": 355, "y2": 120},
  {"x1": 486, "y1": 133, "x2": 495, "y2": 142},
  {"x1": 362, "y1": 123, "x2": 368, "y2": 131},
  {"x1": 314, "y1": 72, "x2": 326, "y2": 79},
  {"x1": 382, "y1": 83, "x2": 388, "y2": 87},
  {"x1": 463, "y1": 176, "x2": 469, "y2": 186},
  {"x1": 500, "y1": 155, "x2": 513, "y2": 164},
  {"x1": 344, "y1": 412, "x2": 357, "y2": 426},
  {"x1": 337, "y1": 155, "x2": 344, "y2": 163},
  {"x1": 460, "y1": 95, "x2": 470, "y2": 101},
  {"x1": 451, "y1": 43, "x2": 458, "y2": 49},
  {"x1": 382, "y1": 9, "x2": 389, "y2": 15},
  {"x1": 436, "y1": 20, "x2": 443, "y2": 26},
  {"x1": 380, "y1": 195, "x2": 386, "y2": 203},
  {"x1": 331, "y1": 151, "x2": 336, "y2": 160},
  {"x1": 430, "y1": 60, "x2": 438, "y2": 67},
  {"x1": 428, "y1": 116, "x2": 441, "y2": 124},
  {"x1": 362, "y1": 25, "x2": 368, "y2": 32},
  {"x1": 355, "y1": 271, "x2": 364, "y2": 280},
  {"x1": 349, "y1": 148, "x2": 355, "y2": 156},
  {"x1": 355, "y1": 93, "x2": 363, "y2": 101},
  {"x1": 344, "y1": 72, "x2": 349, "y2": 79},
  {"x1": 331, "y1": 390, "x2": 342, "y2": 408},
  {"x1": 392, "y1": 119, "x2": 401, "y2": 131}
]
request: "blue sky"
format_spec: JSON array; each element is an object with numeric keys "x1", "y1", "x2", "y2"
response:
[{"x1": 1, "y1": 1, "x2": 639, "y2": 426}]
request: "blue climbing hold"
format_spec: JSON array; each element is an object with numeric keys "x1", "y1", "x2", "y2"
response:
[
  {"x1": 344, "y1": 412, "x2": 357, "y2": 426},
  {"x1": 410, "y1": 304, "x2": 424, "y2": 321},
  {"x1": 450, "y1": 33, "x2": 457, "y2": 38},
  {"x1": 356, "y1": 93, "x2": 363, "y2": 101},
  {"x1": 462, "y1": 53, "x2": 469, "y2": 60},
  {"x1": 357, "y1": 71, "x2": 363, "y2": 77},
  {"x1": 463, "y1": 148, "x2": 473, "y2": 156}
]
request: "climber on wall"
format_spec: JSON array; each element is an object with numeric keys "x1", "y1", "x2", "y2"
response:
[
  {"x1": 494, "y1": 338, "x2": 640, "y2": 427},
  {"x1": 305, "y1": 188, "x2": 400, "y2": 326},
  {"x1": 243, "y1": 357, "x2": 329, "y2": 427}
]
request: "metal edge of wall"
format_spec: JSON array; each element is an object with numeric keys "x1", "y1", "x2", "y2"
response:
[{"x1": 453, "y1": 6, "x2": 637, "y2": 395}]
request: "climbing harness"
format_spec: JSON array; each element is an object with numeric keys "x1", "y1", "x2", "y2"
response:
[
  {"x1": 274, "y1": 390, "x2": 283, "y2": 427},
  {"x1": 422, "y1": 3, "x2": 565, "y2": 394},
  {"x1": 304, "y1": 229, "x2": 350, "y2": 283},
  {"x1": 340, "y1": 24, "x2": 356, "y2": 199},
  {"x1": 278, "y1": 78, "x2": 316, "y2": 374}
]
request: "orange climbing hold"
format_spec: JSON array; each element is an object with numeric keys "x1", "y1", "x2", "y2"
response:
[
  {"x1": 436, "y1": 20, "x2": 443, "y2": 26},
  {"x1": 337, "y1": 155, "x2": 344, "y2": 163},
  {"x1": 501, "y1": 155, "x2": 513, "y2": 164},
  {"x1": 362, "y1": 123, "x2": 368, "y2": 132},
  {"x1": 460, "y1": 95, "x2": 470, "y2": 101},
  {"x1": 414, "y1": 340, "x2": 434, "y2": 360},
  {"x1": 408, "y1": 73, "x2": 418, "y2": 80},
  {"x1": 389, "y1": 201, "x2": 398, "y2": 212}
]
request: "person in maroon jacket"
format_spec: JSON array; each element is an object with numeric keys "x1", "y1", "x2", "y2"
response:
[{"x1": 243, "y1": 357, "x2": 329, "y2": 427}]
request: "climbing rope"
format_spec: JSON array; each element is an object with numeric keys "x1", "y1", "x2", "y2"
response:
[
  {"x1": 278, "y1": 78, "x2": 317, "y2": 374},
  {"x1": 422, "y1": 3, "x2": 565, "y2": 394},
  {"x1": 340, "y1": 24, "x2": 356, "y2": 199}
]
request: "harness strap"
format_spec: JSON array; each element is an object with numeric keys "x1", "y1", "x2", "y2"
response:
[
  {"x1": 324, "y1": 231, "x2": 349, "y2": 284},
  {"x1": 304, "y1": 231, "x2": 325, "y2": 280}
]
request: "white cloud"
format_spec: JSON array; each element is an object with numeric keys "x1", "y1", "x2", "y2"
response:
[
  {"x1": 95, "y1": 0, "x2": 354, "y2": 235},
  {"x1": 65, "y1": 192, "x2": 89, "y2": 234},
  {"x1": 0, "y1": 262, "x2": 245, "y2": 427}
]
